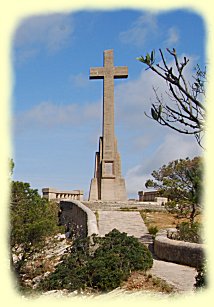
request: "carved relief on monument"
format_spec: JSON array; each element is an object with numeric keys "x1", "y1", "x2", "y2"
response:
[{"x1": 103, "y1": 161, "x2": 114, "y2": 177}]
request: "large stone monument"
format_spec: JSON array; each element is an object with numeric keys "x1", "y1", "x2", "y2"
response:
[{"x1": 88, "y1": 49, "x2": 128, "y2": 201}]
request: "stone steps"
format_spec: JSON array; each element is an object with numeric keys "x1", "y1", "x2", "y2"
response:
[{"x1": 82, "y1": 201, "x2": 166, "y2": 212}]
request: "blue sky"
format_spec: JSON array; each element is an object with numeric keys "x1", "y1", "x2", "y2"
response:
[{"x1": 12, "y1": 9, "x2": 205, "y2": 199}]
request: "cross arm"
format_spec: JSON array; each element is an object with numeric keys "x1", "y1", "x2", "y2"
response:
[
  {"x1": 114, "y1": 66, "x2": 128, "y2": 79},
  {"x1": 90, "y1": 67, "x2": 105, "y2": 79}
]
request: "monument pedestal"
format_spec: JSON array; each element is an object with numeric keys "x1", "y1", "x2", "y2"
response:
[
  {"x1": 101, "y1": 178, "x2": 127, "y2": 201},
  {"x1": 89, "y1": 135, "x2": 127, "y2": 201}
]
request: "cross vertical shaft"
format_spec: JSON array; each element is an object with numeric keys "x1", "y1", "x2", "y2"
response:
[{"x1": 90, "y1": 49, "x2": 128, "y2": 160}]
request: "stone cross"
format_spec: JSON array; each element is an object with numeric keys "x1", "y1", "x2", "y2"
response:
[
  {"x1": 88, "y1": 49, "x2": 128, "y2": 201},
  {"x1": 90, "y1": 49, "x2": 128, "y2": 160}
]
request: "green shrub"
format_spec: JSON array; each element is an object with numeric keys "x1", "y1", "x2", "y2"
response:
[
  {"x1": 194, "y1": 261, "x2": 207, "y2": 289},
  {"x1": 120, "y1": 207, "x2": 138, "y2": 211},
  {"x1": 148, "y1": 225, "x2": 159, "y2": 236},
  {"x1": 38, "y1": 229, "x2": 153, "y2": 293},
  {"x1": 176, "y1": 221, "x2": 202, "y2": 243},
  {"x1": 93, "y1": 229, "x2": 153, "y2": 272},
  {"x1": 165, "y1": 200, "x2": 178, "y2": 214},
  {"x1": 87, "y1": 253, "x2": 128, "y2": 291}
]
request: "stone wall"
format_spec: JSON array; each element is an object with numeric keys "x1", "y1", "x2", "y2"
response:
[
  {"x1": 154, "y1": 229, "x2": 205, "y2": 268},
  {"x1": 59, "y1": 200, "x2": 99, "y2": 239}
]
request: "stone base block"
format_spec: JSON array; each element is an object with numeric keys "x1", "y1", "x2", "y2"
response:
[
  {"x1": 100, "y1": 177, "x2": 127, "y2": 201},
  {"x1": 88, "y1": 177, "x2": 127, "y2": 201}
]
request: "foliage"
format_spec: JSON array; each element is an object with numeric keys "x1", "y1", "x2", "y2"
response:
[
  {"x1": 148, "y1": 225, "x2": 159, "y2": 236},
  {"x1": 9, "y1": 158, "x2": 15, "y2": 176},
  {"x1": 175, "y1": 221, "x2": 202, "y2": 244},
  {"x1": 10, "y1": 180, "x2": 61, "y2": 283},
  {"x1": 11, "y1": 181, "x2": 60, "y2": 248},
  {"x1": 145, "y1": 156, "x2": 203, "y2": 224},
  {"x1": 194, "y1": 261, "x2": 207, "y2": 289},
  {"x1": 38, "y1": 229, "x2": 153, "y2": 293},
  {"x1": 137, "y1": 48, "x2": 206, "y2": 147}
]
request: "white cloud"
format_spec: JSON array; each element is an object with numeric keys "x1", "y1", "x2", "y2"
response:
[
  {"x1": 119, "y1": 12, "x2": 158, "y2": 47},
  {"x1": 125, "y1": 165, "x2": 149, "y2": 195},
  {"x1": 14, "y1": 100, "x2": 101, "y2": 133},
  {"x1": 13, "y1": 13, "x2": 74, "y2": 62},
  {"x1": 114, "y1": 66, "x2": 170, "y2": 145},
  {"x1": 125, "y1": 133, "x2": 202, "y2": 195},
  {"x1": 165, "y1": 27, "x2": 179, "y2": 46},
  {"x1": 115, "y1": 53, "x2": 197, "y2": 132},
  {"x1": 119, "y1": 13, "x2": 180, "y2": 49},
  {"x1": 69, "y1": 73, "x2": 89, "y2": 88}
]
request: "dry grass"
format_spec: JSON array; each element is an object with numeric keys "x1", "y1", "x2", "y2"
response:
[
  {"x1": 140, "y1": 210, "x2": 201, "y2": 231},
  {"x1": 121, "y1": 271, "x2": 176, "y2": 293},
  {"x1": 140, "y1": 211, "x2": 178, "y2": 229}
]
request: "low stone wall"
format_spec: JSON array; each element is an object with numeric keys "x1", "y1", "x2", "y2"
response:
[
  {"x1": 154, "y1": 229, "x2": 205, "y2": 268},
  {"x1": 59, "y1": 200, "x2": 99, "y2": 239}
]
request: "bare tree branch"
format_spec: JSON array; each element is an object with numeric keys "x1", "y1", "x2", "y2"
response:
[{"x1": 137, "y1": 48, "x2": 206, "y2": 147}]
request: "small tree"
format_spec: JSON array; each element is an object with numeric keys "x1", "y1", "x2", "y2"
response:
[
  {"x1": 137, "y1": 48, "x2": 206, "y2": 147},
  {"x1": 145, "y1": 156, "x2": 203, "y2": 225},
  {"x1": 10, "y1": 180, "x2": 61, "y2": 283}
]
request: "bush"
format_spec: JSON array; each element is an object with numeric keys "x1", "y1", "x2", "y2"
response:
[
  {"x1": 148, "y1": 226, "x2": 159, "y2": 236},
  {"x1": 87, "y1": 253, "x2": 128, "y2": 291},
  {"x1": 176, "y1": 222, "x2": 202, "y2": 243},
  {"x1": 38, "y1": 229, "x2": 153, "y2": 293},
  {"x1": 194, "y1": 261, "x2": 207, "y2": 289}
]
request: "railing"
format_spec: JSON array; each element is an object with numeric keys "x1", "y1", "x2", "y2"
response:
[
  {"x1": 55, "y1": 193, "x2": 81, "y2": 200},
  {"x1": 42, "y1": 188, "x2": 84, "y2": 201}
]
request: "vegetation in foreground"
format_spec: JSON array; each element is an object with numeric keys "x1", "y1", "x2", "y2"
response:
[
  {"x1": 38, "y1": 229, "x2": 153, "y2": 294},
  {"x1": 194, "y1": 261, "x2": 207, "y2": 289},
  {"x1": 10, "y1": 160, "x2": 64, "y2": 291}
]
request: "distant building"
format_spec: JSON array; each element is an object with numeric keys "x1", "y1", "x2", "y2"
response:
[
  {"x1": 138, "y1": 190, "x2": 168, "y2": 205},
  {"x1": 42, "y1": 188, "x2": 83, "y2": 201}
]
